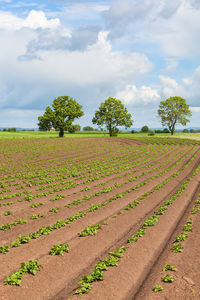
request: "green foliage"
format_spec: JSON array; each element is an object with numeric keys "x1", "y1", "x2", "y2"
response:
[
  {"x1": 49, "y1": 242, "x2": 69, "y2": 256},
  {"x1": 0, "y1": 245, "x2": 10, "y2": 253},
  {"x1": 83, "y1": 126, "x2": 94, "y2": 131},
  {"x1": 20, "y1": 260, "x2": 42, "y2": 275},
  {"x1": 172, "y1": 243, "x2": 183, "y2": 253},
  {"x1": 4, "y1": 210, "x2": 12, "y2": 216},
  {"x1": 92, "y1": 97, "x2": 133, "y2": 136},
  {"x1": 4, "y1": 272, "x2": 22, "y2": 286},
  {"x1": 148, "y1": 130, "x2": 155, "y2": 136},
  {"x1": 49, "y1": 207, "x2": 59, "y2": 213},
  {"x1": 175, "y1": 232, "x2": 188, "y2": 242},
  {"x1": 50, "y1": 194, "x2": 65, "y2": 201},
  {"x1": 0, "y1": 218, "x2": 27, "y2": 231},
  {"x1": 162, "y1": 274, "x2": 174, "y2": 283},
  {"x1": 141, "y1": 125, "x2": 149, "y2": 132},
  {"x1": 38, "y1": 96, "x2": 84, "y2": 137},
  {"x1": 30, "y1": 202, "x2": 43, "y2": 208},
  {"x1": 4, "y1": 260, "x2": 42, "y2": 286},
  {"x1": 182, "y1": 220, "x2": 192, "y2": 231},
  {"x1": 67, "y1": 124, "x2": 81, "y2": 133},
  {"x1": 152, "y1": 285, "x2": 163, "y2": 292},
  {"x1": 79, "y1": 225, "x2": 101, "y2": 237},
  {"x1": 191, "y1": 205, "x2": 200, "y2": 214},
  {"x1": 142, "y1": 215, "x2": 158, "y2": 228},
  {"x1": 158, "y1": 96, "x2": 192, "y2": 135},
  {"x1": 162, "y1": 264, "x2": 177, "y2": 272},
  {"x1": 75, "y1": 246, "x2": 126, "y2": 294}
]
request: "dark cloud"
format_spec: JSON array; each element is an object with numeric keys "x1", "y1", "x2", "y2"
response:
[
  {"x1": 18, "y1": 25, "x2": 101, "y2": 60},
  {"x1": 69, "y1": 25, "x2": 101, "y2": 50}
]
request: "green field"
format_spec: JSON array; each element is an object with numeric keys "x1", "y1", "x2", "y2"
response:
[{"x1": 0, "y1": 130, "x2": 200, "y2": 141}]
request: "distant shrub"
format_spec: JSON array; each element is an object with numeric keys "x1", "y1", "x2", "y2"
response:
[
  {"x1": 7, "y1": 128, "x2": 16, "y2": 132},
  {"x1": 163, "y1": 128, "x2": 170, "y2": 133},
  {"x1": 148, "y1": 130, "x2": 155, "y2": 136},
  {"x1": 183, "y1": 129, "x2": 189, "y2": 133},
  {"x1": 83, "y1": 126, "x2": 94, "y2": 131}
]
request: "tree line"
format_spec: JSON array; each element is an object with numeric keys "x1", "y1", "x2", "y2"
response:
[{"x1": 38, "y1": 96, "x2": 192, "y2": 137}]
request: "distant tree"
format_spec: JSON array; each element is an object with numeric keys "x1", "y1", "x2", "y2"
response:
[
  {"x1": 38, "y1": 96, "x2": 84, "y2": 137},
  {"x1": 92, "y1": 97, "x2": 133, "y2": 137},
  {"x1": 7, "y1": 128, "x2": 16, "y2": 132},
  {"x1": 182, "y1": 128, "x2": 189, "y2": 133},
  {"x1": 158, "y1": 96, "x2": 192, "y2": 135},
  {"x1": 163, "y1": 128, "x2": 170, "y2": 133},
  {"x1": 83, "y1": 126, "x2": 94, "y2": 131},
  {"x1": 38, "y1": 111, "x2": 52, "y2": 131},
  {"x1": 189, "y1": 128, "x2": 195, "y2": 133},
  {"x1": 131, "y1": 129, "x2": 137, "y2": 133},
  {"x1": 141, "y1": 125, "x2": 149, "y2": 133},
  {"x1": 67, "y1": 124, "x2": 81, "y2": 133}
]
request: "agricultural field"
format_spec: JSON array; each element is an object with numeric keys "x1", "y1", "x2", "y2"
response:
[{"x1": 0, "y1": 137, "x2": 200, "y2": 299}]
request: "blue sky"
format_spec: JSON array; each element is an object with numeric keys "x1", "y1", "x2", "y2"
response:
[{"x1": 0, "y1": 0, "x2": 200, "y2": 129}]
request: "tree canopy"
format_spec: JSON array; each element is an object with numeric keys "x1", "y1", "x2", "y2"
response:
[
  {"x1": 83, "y1": 126, "x2": 94, "y2": 131},
  {"x1": 141, "y1": 125, "x2": 149, "y2": 133},
  {"x1": 38, "y1": 96, "x2": 84, "y2": 137},
  {"x1": 92, "y1": 97, "x2": 133, "y2": 136},
  {"x1": 158, "y1": 96, "x2": 192, "y2": 135}
]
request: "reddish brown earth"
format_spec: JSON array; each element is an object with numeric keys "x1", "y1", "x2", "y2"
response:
[{"x1": 0, "y1": 137, "x2": 200, "y2": 300}]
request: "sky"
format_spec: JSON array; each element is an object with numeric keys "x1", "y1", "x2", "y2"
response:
[{"x1": 0, "y1": 0, "x2": 200, "y2": 129}]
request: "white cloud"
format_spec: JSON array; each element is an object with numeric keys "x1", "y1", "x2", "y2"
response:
[
  {"x1": 153, "y1": 1, "x2": 200, "y2": 58},
  {"x1": 159, "y1": 75, "x2": 189, "y2": 99},
  {"x1": 0, "y1": 25, "x2": 152, "y2": 112},
  {"x1": 116, "y1": 84, "x2": 160, "y2": 105},
  {"x1": 103, "y1": 0, "x2": 182, "y2": 39},
  {"x1": 0, "y1": 10, "x2": 60, "y2": 30},
  {"x1": 61, "y1": 2, "x2": 109, "y2": 20},
  {"x1": 190, "y1": 107, "x2": 200, "y2": 112},
  {"x1": 103, "y1": 0, "x2": 200, "y2": 60},
  {"x1": 159, "y1": 68, "x2": 200, "y2": 108}
]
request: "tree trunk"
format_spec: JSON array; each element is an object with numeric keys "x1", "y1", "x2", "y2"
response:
[
  {"x1": 171, "y1": 123, "x2": 176, "y2": 135},
  {"x1": 59, "y1": 127, "x2": 64, "y2": 137},
  {"x1": 109, "y1": 124, "x2": 112, "y2": 137}
]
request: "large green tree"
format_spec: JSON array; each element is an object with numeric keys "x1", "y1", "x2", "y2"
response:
[
  {"x1": 38, "y1": 96, "x2": 84, "y2": 137},
  {"x1": 158, "y1": 96, "x2": 192, "y2": 135},
  {"x1": 92, "y1": 97, "x2": 133, "y2": 136}
]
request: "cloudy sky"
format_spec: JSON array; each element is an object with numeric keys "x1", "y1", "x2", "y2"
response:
[{"x1": 0, "y1": 0, "x2": 200, "y2": 129}]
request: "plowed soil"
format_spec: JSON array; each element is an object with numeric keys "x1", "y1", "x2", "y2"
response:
[{"x1": 0, "y1": 137, "x2": 200, "y2": 300}]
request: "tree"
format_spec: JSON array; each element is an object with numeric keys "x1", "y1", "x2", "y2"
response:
[
  {"x1": 38, "y1": 96, "x2": 84, "y2": 137},
  {"x1": 67, "y1": 124, "x2": 81, "y2": 133},
  {"x1": 83, "y1": 126, "x2": 94, "y2": 131},
  {"x1": 163, "y1": 128, "x2": 170, "y2": 133},
  {"x1": 158, "y1": 96, "x2": 192, "y2": 135},
  {"x1": 92, "y1": 97, "x2": 133, "y2": 137},
  {"x1": 141, "y1": 125, "x2": 149, "y2": 133}
]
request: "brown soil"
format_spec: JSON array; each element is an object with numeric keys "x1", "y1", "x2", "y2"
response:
[{"x1": 0, "y1": 138, "x2": 199, "y2": 300}]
